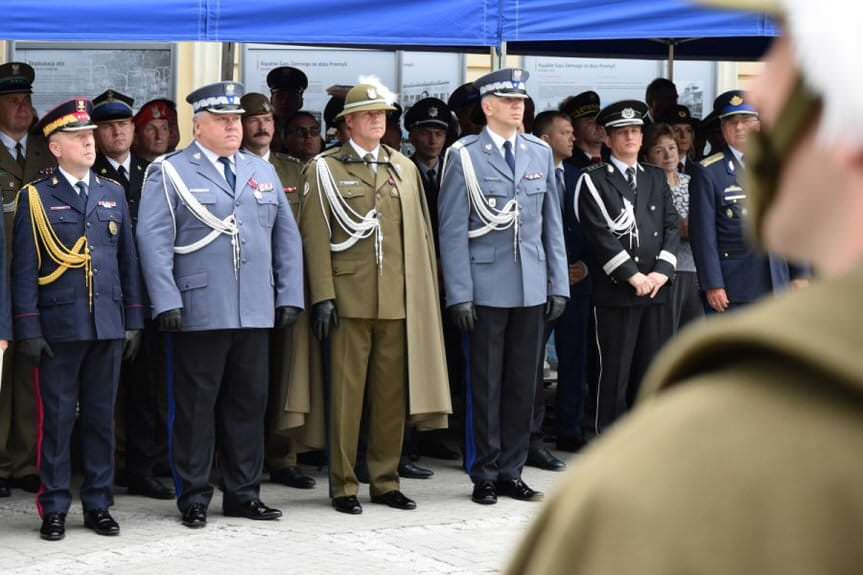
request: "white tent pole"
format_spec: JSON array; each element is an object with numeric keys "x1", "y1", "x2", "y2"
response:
[{"x1": 667, "y1": 41, "x2": 675, "y2": 80}]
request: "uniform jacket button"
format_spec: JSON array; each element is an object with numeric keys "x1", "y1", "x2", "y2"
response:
[{"x1": 653, "y1": 231, "x2": 659, "y2": 237}]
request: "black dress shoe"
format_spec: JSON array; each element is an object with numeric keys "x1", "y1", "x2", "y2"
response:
[
  {"x1": 40, "y1": 512, "x2": 66, "y2": 541},
  {"x1": 181, "y1": 504, "x2": 207, "y2": 528},
  {"x1": 0, "y1": 477, "x2": 10, "y2": 498},
  {"x1": 223, "y1": 498, "x2": 282, "y2": 521},
  {"x1": 84, "y1": 509, "x2": 120, "y2": 536},
  {"x1": 495, "y1": 479, "x2": 543, "y2": 501},
  {"x1": 398, "y1": 461, "x2": 434, "y2": 479},
  {"x1": 354, "y1": 463, "x2": 370, "y2": 484},
  {"x1": 271, "y1": 466, "x2": 316, "y2": 489},
  {"x1": 332, "y1": 495, "x2": 363, "y2": 515},
  {"x1": 556, "y1": 435, "x2": 586, "y2": 453},
  {"x1": 127, "y1": 476, "x2": 175, "y2": 500},
  {"x1": 526, "y1": 447, "x2": 567, "y2": 471},
  {"x1": 13, "y1": 474, "x2": 40, "y2": 493},
  {"x1": 471, "y1": 481, "x2": 497, "y2": 505},
  {"x1": 371, "y1": 490, "x2": 417, "y2": 510}
]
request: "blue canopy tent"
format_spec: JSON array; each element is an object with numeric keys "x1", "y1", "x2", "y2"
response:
[
  {"x1": 3, "y1": 0, "x2": 500, "y2": 51},
  {"x1": 499, "y1": 0, "x2": 779, "y2": 62}
]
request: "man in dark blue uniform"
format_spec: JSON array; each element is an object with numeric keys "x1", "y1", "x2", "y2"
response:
[
  {"x1": 12, "y1": 98, "x2": 144, "y2": 540},
  {"x1": 92, "y1": 89, "x2": 172, "y2": 500},
  {"x1": 690, "y1": 90, "x2": 808, "y2": 313}
]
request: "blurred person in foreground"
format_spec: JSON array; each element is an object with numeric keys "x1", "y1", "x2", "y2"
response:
[{"x1": 507, "y1": 1, "x2": 863, "y2": 573}]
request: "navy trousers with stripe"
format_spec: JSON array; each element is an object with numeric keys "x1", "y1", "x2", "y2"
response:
[
  {"x1": 465, "y1": 305, "x2": 544, "y2": 484},
  {"x1": 36, "y1": 340, "x2": 123, "y2": 516}
]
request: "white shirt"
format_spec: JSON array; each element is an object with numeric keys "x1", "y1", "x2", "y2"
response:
[
  {"x1": 106, "y1": 153, "x2": 131, "y2": 176},
  {"x1": 0, "y1": 131, "x2": 27, "y2": 160},
  {"x1": 728, "y1": 145, "x2": 745, "y2": 166},
  {"x1": 485, "y1": 127, "x2": 517, "y2": 161},
  {"x1": 196, "y1": 140, "x2": 236, "y2": 178},
  {"x1": 349, "y1": 139, "x2": 381, "y2": 173},
  {"x1": 58, "y1": 166, "x2": 91, "y2": 194},
  {"x1": 610, "y1": 154, "x2": 639, "y2": 187}
]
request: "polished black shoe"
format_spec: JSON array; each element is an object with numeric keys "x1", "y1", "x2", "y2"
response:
[
  {"x1": 223, "y1": 498, "x2": 283, "y2": 521},
  {"x1": 471, "y1": 481, "x2": 497, "y2": 505},
  {"x1": 496, "y1": 479, "x2": 543, "y2": 501},
  {"x1": 127, "y1": 475, "x2": 174, "y2": 500},
  {"x1": 526, "y1": 447, "x2": 567, "y2": 471},
  {"x1": 0, "y1": 477, "x2": 10, "y2": 498},
  {"x1": 13, "y1": 474, "x2": 40, "y2": 493},
  {"x1": 418, "y1": 439, "x2": 461, "y2": 461},
  {"x1": 271, "y1": 466, "x2": 316, "y2": 489},
  {"x1": 371, "y1": 490, "x2": 417, "y2": 510},
  {"x1": 181, "y1": 504, "x2": 207, "y2": 528},
  {"x1": 84, "y1": 509, "x2": 120, "y2": 536},
  {"x1": 40, "y1": 512, "x2": 66, "y2": 541},
  {"x1": 556, "y1": 435, "x2": 587, "y2": 453},
  {"x1": 332, "y1": 495, "x2": 363, "y2": 515},
  {"x1": 398, "y1": 461, "x2": 434, "y2": 479}
]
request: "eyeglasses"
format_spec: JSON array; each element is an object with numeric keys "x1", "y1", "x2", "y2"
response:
[{"x1": 288, "y1": 127, "x2": 320, "y2": 138}]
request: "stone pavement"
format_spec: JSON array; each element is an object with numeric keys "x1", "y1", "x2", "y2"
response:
[{"x1": 0, "y1": 453, "x2": 575, "y2": 575}]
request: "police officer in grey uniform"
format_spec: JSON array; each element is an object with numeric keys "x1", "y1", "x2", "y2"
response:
[
  {"x1": 438, "y1": 68, "x2": 569, "y2": 506},
  {"x1": 136, "y1": 82, "x2": 304, "y2": 528}
]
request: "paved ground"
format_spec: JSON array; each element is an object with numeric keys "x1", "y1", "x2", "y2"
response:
[{"x1": 0, "y1": 453, "x2": 574, "y2": 575}]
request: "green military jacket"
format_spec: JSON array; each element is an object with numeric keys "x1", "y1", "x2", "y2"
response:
[
  {"x1": 301, "y1": 142, "x2": 407, "y2": 320},
  {"x1": 0, "y1": 132, "x2": 55, "y2": 261},
  {"x1": 270, "y1": 152, "x2": 304, "y2": 222},
  {"x1": 507, "y1": 265, "x2": 863, "y2": 575}
]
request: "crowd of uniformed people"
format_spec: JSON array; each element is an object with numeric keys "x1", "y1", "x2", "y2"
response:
[{"x1": 0, "y1": 56, "x2": 807, "y2": 541}]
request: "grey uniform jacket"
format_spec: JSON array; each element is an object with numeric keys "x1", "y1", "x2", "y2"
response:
[
  {"x1": 437, "y1": 129, "x2": 569, "y2": 309},
  {"x1": 136, "y1": 142, "x2": 304, "y2": 330}
]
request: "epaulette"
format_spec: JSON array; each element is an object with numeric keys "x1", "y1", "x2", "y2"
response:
[
  {"x1": 454, "y1": 134, "x2": 480, "y2": 148},
  {"x1": 584, "y1": 162, "x2": 607, "y2": 173},
  {"x1": 700, "y1": 152, "x2": 724, "y2": 168},
  {"x1": 274, "y1": 152, "x2": 303, "y2": 165},
  {"x1": 150, "y1": 149, "x2": 183, "y2": 165},
  {"x1": 521, "y1": 133, "x2": 550, "y2": 148},
  {"x1": 96, "y1": 175, "x2": 123, "y2": 189},
  {"x1": 22, "y1": 173, "x2": 52, "y2": 188}
]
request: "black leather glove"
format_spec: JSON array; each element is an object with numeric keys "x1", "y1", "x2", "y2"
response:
[
  {"x1": 18, "y1": 337, "x2": 54, "y2": 365},
  {"x1": 123, "y1": 330, "x2": 142, "y2": 362},
  {"x1": 312, "y1": 300, "x2": 339, "y2": 340},
  {"x1": 449, "y1": 302, "x2": 477, "y2": 332},
  {"x1": 158, "y1": 308, "x2": 182, "y2": 332},
  {"x1": 545, "y1": 295, "x2": 567, "y2": 322},
  {"x1": 275, "y1": 306, "x2": 302, "y2": 329}
]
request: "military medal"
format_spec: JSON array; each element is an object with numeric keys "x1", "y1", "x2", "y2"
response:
[
  {"x1": 254, "y1": 190, "x2": 263, "y2": 200},
  {"x1": 726, "y1": 208, "x2": 734, "y2": 218},
  {"x1": 108, "y1": 220, "x2": 118, "y2": 235}
]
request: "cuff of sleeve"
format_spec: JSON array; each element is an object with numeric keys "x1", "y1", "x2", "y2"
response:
[
  {"x1": 602, "y1": 250, "x2": 631, "y2": 276},
  {"x1": 657, "y1": 250, "x2": 677, "y2": 270}
]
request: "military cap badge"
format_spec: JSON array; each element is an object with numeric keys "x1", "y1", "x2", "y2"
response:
[
  {"x1": 368, "y1": 88, "x2": 378, "y2": 100},
  {"x1": 76, "y1": 99, "x2": 87, "y2": 112},
  {"x1": 730, "y1": 95, "x2": 744, "y2": 106},
  {"x1": 622, "y1": 107, "x2": 635, "y2": 119},
  {"x1": 226, "y1": 83, "x2": 236, "y2": 95},
  {"x1": 428, "y1": 106, "x2": 439, "y2": 118}
]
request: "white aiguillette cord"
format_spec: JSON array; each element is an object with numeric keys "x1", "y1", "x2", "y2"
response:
[
  {"x1": 574, "y1": 171, "x2": 639, "y2": 250},
  {"x1": 158, "y1": 159, "x2": 242, "y2": 277},
  {"x1": 442, "y1": 141, "x2": 520, "y2": 260},
  {"x1": 314, "y1": 156, "x2": 384, "y2": 274}
]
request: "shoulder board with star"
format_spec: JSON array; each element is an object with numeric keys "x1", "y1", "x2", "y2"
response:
[
  {"x1": 583, "y1": 162, "x2": 608, "y2": 173},
  {"x1": 700, "y1": 152, "x2": 724, "y2": 168},
  {"x1": 452, "y1": 134, "x2": 480, "y2": 150},
  {"x1": 96, "y1": 175, "x2": 124, "y2": 190},
  {"x1": 274, "y1": 152, "x2": 303, "y2": 165}
]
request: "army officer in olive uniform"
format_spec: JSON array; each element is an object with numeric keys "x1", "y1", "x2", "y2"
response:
[
  {"x1": 240, "y1": 92, "x2": 322, "y2": 491},
  {"x1": 438, "y1": 68, "x2": 569, "y2": 506},
  {"x1": 302, "y1": 79, "x2": 450, "y2": 515}
]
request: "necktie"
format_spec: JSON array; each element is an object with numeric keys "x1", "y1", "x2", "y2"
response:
[
  {"x1": 15, "y1": 142, "x2": 25, "y2": 170},
  {"x1": 116, "y1": 165, "x2": 129, "y2": 188},
  {"x1": 75, "y1": 181, "x2": 88, "y2": 207},
  {"x1": 677, "y1": 162, "x2": 684, "y2": 173},
  {"x1": 363, "y1": 153, "x2": 376, "y2": 174},
  {"x1": 218, "y1": 156, "x2": 235, "y2": 190},
  {"x1": 503, "y1": 141, "x2": 516, "y2": 175},
  {"x1": 625, "y1": 167, "x2": 637, "y2": 192},
  {"x1": 556, "y1": 167, "x2": 566, "y2": 203},
  {"x1": 427, "y1": 167, "x2": 438, "y2": 195}
]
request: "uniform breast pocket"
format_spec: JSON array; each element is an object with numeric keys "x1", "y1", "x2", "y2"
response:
[
  {"x1": 522, "y1": 180, "x2": 546, "y2": 212},
  {"x1": 340, "y1": 188, "x2": 370, "y2": 215},
  {"x1": 46, "y1": 210, "x2": 82, "y2": 244},
  {"x1": 96, "y1": 208, "x2": 122, "y2": 244},
  {"x1": 255, "y1": 194, "x2": 279, "y2": 228}
]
